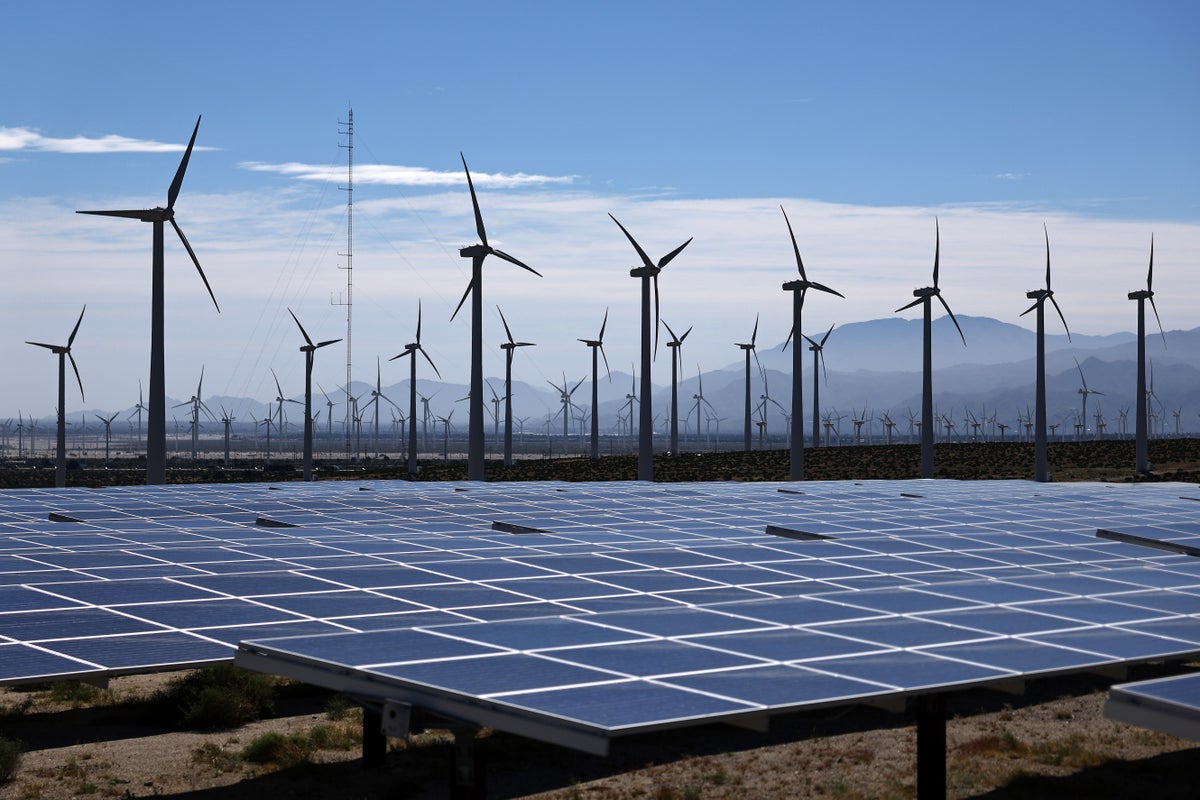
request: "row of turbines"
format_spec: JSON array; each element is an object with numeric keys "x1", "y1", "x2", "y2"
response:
[{"x1": 27, "y1": 117, "x2": 1172, "y2": 487}]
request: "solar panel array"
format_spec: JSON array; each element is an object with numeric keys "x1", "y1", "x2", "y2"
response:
[{"x1": 2, "y1": 477, "x2": 1197, "y2": 752}]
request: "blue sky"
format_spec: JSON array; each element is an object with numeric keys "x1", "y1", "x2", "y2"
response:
[{"x1": 2, "y1": 1, "x2": 1198, "y2": 420}]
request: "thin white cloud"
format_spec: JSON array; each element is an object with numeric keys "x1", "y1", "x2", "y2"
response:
[
  {"x1": 240, "y1": 161, "x2": 577, "y2": 188},
  {"x1": 0, "y1": 127, "x2": 211, "y2": 154},
  {"x1": 993, "y1": 172, "x2": 1030, "y2": 181}
]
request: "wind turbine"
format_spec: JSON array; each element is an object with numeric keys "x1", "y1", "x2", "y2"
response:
[
  {"x1": 578, "y1": 308, "x2": 611, "y2": 460},
  {"x1": 734, "y1": 314, "x2": 761, "y2": 452},
  {"x1": 688, "y1": 366, "x2": 716, "y2": 443},
  {"x1": 289, "y1": 309, "x2": 341, "y2": 481},
  {"x1": 174, "y1": 366, "x2": 217, "y2": 462},
  {"x1": 390, "y1": 301, "x2": 440, "y2": 475},
  {"x1": 498, "y1": 306, "x2": 535, "y2": 467},
  {"x1": 26, "y1": 306, "x2": 85, "y2": 487},
  {"x1": 128, "y1": 381, "x2": 147, "y2": 445},
  {"x1": 609, "y1": 214, "x2": 693, "y2": 480},
  {"x1": 452, "y1": 154, "x2": 541, "y2": 481},
  {"x1": 1020, "y1": 225, "x2": 1070, "y2": 481},
  {"x1": 77, "y1": 117, "x2": 218, "y2": 485},
  {"x1": 894, "y1": 219, "x2": 965, "y2": 478},
  {"x1": 662, "y1": 320, "x2": 692, "y2": 454},
  {"x1": 365, "y1": 357, "x2": 400, "y2": 456},
  {"x1": 95, "y1": 411, "x2": 119, "y2": 468},
  {"x1": 1073, "y1": 357, "x2": 1104, "y2": 443},
  {"x1": 1128, "y1": 236, "x2": 1166, "y2": 472},
  {"x1": 219, "y1": 406, "x2": 235, "y2": 466},
  {"x1": 779, "y1": 206, "x2": 844, "y2": 478},
  {"x1": 802, "y1": 324, "x2": 834, "y2": 449},
  {"x1": 271, "y1": 369, "x2": 302, "y2": 448},
  {"x1": 757, "y1": 361, "x2": 788, "y2": 447},
  {"x1": 548, "y1": 374, "x2": 587, "y2": 440}
]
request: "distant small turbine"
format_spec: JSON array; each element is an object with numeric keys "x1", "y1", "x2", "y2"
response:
[
  {"x1": 390, "y1": 301, "x2": 440, "y2": 475},
  {"x1": 802, "y1": 324, "x2": 834, "y2": 449},
  {"x1": 26, "y1": 306, "x2": 85, "y2": 487},
  {"x1": 610, "y1": 214, "x2": 692, "y2": 480},
  {"x1": 662, "y1": 320, "x2": 692, "y2": 454},
  {"x1": 453, "y1": 154, "x2": 540, "y2": 481},
  {"x1": 1128, "y1": 236, "x2": 1166, "y2": 472},
  {"x1": 1019, "y1": 225, "x2": 1070, "y2": 482},
  {"x1": 95, "y1": 411, "x2": 119, "y2": 468},
  {"x1": 548, "y1": 373, "x2": 587, "y2": 441},
  {"x1": 894, "y1": 219, "x2": 965, "y2": 478},
  {"x1": 498, "y1": 306, "x2": 535, "y2": 467},
  {"x1": 1073, "y1": 357, "x2": 1104, "y2": 442},
  {"x1": 779, "y1": 206, "x2": 844, "y2": 479},
  {"x1": 734, "y1": 314, "x2": 761, "y2": 452},
  {"x1": 77, "y1": 117, "x2": 219, "y2": 485},
  {"x1": 577, "y1": 308, "x2": 611, "y2": 460},
  {"x1": 289, "y1": 309, "x2": 341, "y2": 481}
]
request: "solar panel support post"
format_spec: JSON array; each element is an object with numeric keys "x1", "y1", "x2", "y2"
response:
[
  {"x1": 450, "y1": 725, "x2": 485, "y2": 800},
  {"x1": 362, "y1": 706, "x2": 386, "y2": 768},
  {"x1": 916, "y1": 693, "x2": 946, "y2": 800}
]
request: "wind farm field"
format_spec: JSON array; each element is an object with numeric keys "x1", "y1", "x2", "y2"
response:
[{"x1": 3, "y1": 437, "x2": 1200, "y2": 489}]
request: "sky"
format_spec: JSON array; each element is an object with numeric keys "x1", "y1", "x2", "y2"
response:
[{"x1": 2, "y1": 1, "x2": 1198, "y2": 423}]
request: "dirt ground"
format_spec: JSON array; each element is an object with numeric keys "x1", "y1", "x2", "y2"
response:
[{"x1": 2, "y1": 664, "x2": 1197, "y2": 800}]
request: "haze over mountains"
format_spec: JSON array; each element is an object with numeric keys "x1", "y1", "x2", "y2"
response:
[{"x1": 17, "y1": 316, "x2": 1200, "y2": 441}]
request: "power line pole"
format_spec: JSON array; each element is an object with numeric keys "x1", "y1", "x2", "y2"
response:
[{"x1": 333, "y1": 109, "x2": 354, "y2": 460}]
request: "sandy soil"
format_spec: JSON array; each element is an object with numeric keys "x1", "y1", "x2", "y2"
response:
[{"x1": 2, "y1": 664, "x2": 1197, "y2": 800}]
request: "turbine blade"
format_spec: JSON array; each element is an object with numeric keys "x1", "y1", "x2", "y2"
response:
[
  {"x1": 571, "y1": 376, "x2": 587, "y2": 394},
  {"x1": 895, "y1": 296, "x2": 923, "y2": 313},
  {"x1": 68, "y1": 353, "x2": 84, "y2": 401},
  {"x1": 288, "y1": 308, "x2": 314, "y2": 347},
  {"x1": 680, "y1": 325, "x2": 693, "y2": 342},
  {"x1": 25, "y1": 341, "x2": 57, "y2": 351},
  {"x1": 67, "y1": 305, "x2": 86, "y2": 347},
  {"x1": 461, "y1": 153, "x2": 487, "y2": 247},
  {"x1": 1048, "y1": 295, "x2": 1071, "y2": 340},
  {"x1": 820, "y1": 323, "x2": 834, "y2": 345},
  {"x1": 1149, "y1": 296, "x2": 1166, "y2": 345},
  {"x1": 662, "y1": 319, "x2": 679, "y2": 345},
  {"x1": 416, "y1": 300, "x2": 423, "y2": 342},
  {"x1": 938, "y1": 295, "x2": 966, "y2": 345},
  {"x1": 657, "y1": 237, "x2": 693, "y2": 269},
  {"x1": 497, "y1": 305, "x2": 516, "y2": 344},
  {"x1": 171, "y1": 219, "x2": 220, "y2": 312},
  {"x1": 167, "y1": 116, "x2": 201, "y2": 211},
  {"x1": 450, "y1": 278, "x2": 473, "y2": 322},
  {"x1": 608, "y1": 214, "x2": 655, "y2": 270},
  {"x1": 932, "y1": 217, "x2": 941, "y2": 288},
  {"x1": 782, "y1": 326, "x2": 793, "y2": 351},
  {"x1": 316, "y1": 338, "x2": 341, "y2": 349},
  {"x1": 1043, "y1": 223, "x2": 1052, "y2": 291},
  {"x1": 652, "y1": 273, "x2": 661, "y2": 358},
  {"x1": 388, "y1": 350, "x2": 413, "y2": 362},
  {"x1": 420, "y1": 347, "x2": 442, "y2": 379},
  {"x1": 809, "y1": 281, "x2": 845, "y2": 299},
  {"x1": 751, "y1": 313, "x2": 759, "y2": 347},
  {"x1": 76, "y1": 209, "x2": 152, "y2": 220},
  {"x1": 780, "y1": 205, "x2": 807, "y2": 279},
  {"x1": 1019, "y1": 300, "x2": 1039, "y2": 317},
  {"x1": 491, "y1": 247, "x2": 542, "y2": 277},
  {"x1": 801, "y1": 333, "x2": 818, "y2": 348},
  {"x1": 273, "y1": 368, "x2": 283, "y2": 398},
  {"x1": 600, "y1": 343, "x2": 612, "y2": 381},
  {"x1": 598, "y1": 307, "x2": 608, "y2": 341},
  {"x1": 1147, "y1": 233, "x2": 1154, "y2": 292}
]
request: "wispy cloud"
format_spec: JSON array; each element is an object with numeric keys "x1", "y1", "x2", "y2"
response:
[
  {"x1": 0, "y1": 127, "x2": 210, "y2": 154},
  {"x1": 993, "y1": 172, "x2": 1031, "y2": 181},
  {"x1": 239, "y1": 161, "x2": 577, "y2": 188}
]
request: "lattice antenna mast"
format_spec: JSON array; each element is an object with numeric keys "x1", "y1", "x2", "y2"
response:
[{"x1": 333, "y1": 109, "x2": 354, "y2": 459}]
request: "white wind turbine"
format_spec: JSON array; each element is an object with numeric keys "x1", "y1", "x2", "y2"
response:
[
  {"x1": 894, "y1": 219, "x2": 965, "y2": 478},
  {"x1": 26, "y1": 306, "x2": 86, "y2": 488},
  {"x1": 290, "y1": 309, "x2": 341, "y2": 481},
  {"x1": 577, "y1": 309, "x2": 610, "y2": 461},
  {"x1": 390, "y1": 301, "x2": 440, "y2": 475},
  {"x1": 77, "y1": 117, "x2": 218, "y2": 485},
  {"x1": 1020, "y1": 225, "x2": 1070, "y2": 481},
  {"x1": 802, "y1": 325, "x2": 834, "y2": 449},
  {"x1": 662, "y1": 320, "x2": 692, "y2": 454}
]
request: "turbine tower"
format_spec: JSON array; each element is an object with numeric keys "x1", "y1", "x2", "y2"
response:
[
  {"x1": 1073, "y1": 358, "x2": 1104, "y2": 443},
  {"x1": 734, "y1": 314, "x2": 760, "y2": 452},
  {"x1": 290, "y1": 309, "x2": 341, "y2": 481},
  {"x1": 780, "y1": 206, "x2": 844, "y2": 479},
  {"x1": 577, "y1": 309, "x2": 610, "y2": 460},
  {"x1": 662, "y1": 320, "x2": 692, "y2": 454},
  {"x1": 390, "y1": 301, "x2": 440, "y2": 475},
  {"x1": 609, "y1": 214, "x2": 692, "y2": 481},
  {"x1": 26, "y1": 306, "x2": 85, "y2": 488},
  {"x1": 802, "y1": 324, "x2": 834, "y2": 449},
  {"x1": 498, "y1": 306, "x2": 535, "y2": 467},
  {"x1": 77, "y1": 117, "x2": 219, "y2": 485},
  {"x1": 453, "y1": 154, "x2": 540, "y2": 481},
  {"x1": 894, "y1": 219, "x2": 965, "y2": 478},
  {"x1": 1128, "y1": 236, "x2": 1166, "y2": 473},
  {"x1": 1020, "y1": 225, "x2": 1070, "y2": 482}
]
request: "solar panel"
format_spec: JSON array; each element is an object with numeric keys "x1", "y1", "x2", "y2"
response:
[
  {"x1": 1105, "y1": 671, "x2": 1200, "y2": 741},
  {"x1": 1, "y1": 477, "x2": 1198, "y2": 765}
]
